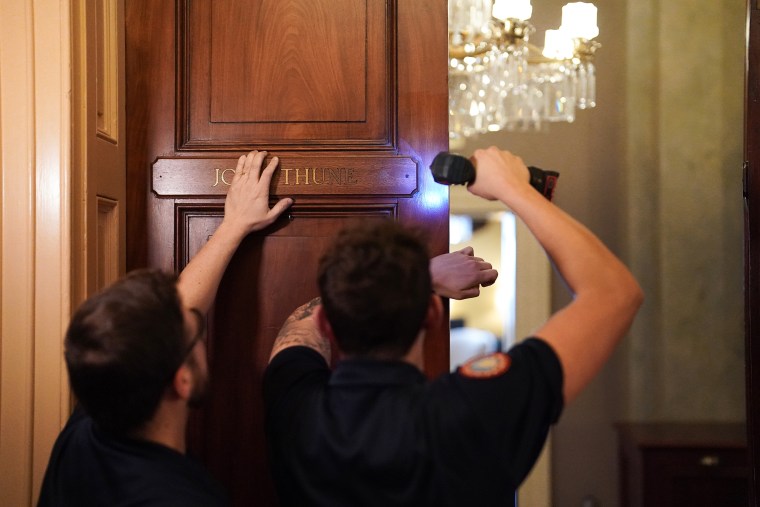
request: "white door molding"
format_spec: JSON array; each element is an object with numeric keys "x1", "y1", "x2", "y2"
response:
[{"x1": 0, "y1": 0, "x2": 72, "y2": 504}]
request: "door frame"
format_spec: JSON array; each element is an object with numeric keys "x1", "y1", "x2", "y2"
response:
[{"x1": 745, "y1": 0, "x2": 759, "y2": 502}]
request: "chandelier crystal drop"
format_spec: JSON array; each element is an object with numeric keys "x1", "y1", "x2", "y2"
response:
[{"x1": 448, "y1": 0, "x2": 601, "y2": 141}]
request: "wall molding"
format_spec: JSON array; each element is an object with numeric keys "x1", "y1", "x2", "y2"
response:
[{"x1": 0, "y1": 0, "x2": 72, "y2": 504}]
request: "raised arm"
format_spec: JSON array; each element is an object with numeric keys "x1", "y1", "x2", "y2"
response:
[
  {"x1": 468, "y1": 147, "x2": 643, "y2": 404},
  {"x1": 269, "y1": 298, "x2": 331, "y2": 364},
  {"x1": 177, "y1": 150, "x2": 293, "y2": 313},
  {"x1": 430, "y1": 247, "x2": 498, "y2": 299}
]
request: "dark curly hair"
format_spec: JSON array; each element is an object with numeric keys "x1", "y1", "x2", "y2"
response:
[
  {"x1": 317, "y1": 221, "x2": 432, "y2": 358},
  {"x1": 64, "y1": 269, "x2": 186, "y2": 435}
]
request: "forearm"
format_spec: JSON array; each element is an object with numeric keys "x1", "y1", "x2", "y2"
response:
[
  {"x1": 499, "y1": 184, "x2": 643, "y2": 401},
  {"x1": 176, "y1": 220, "x2": 247, "y2": 314},
  {"x1": 177, "y1": 151, "x2": 293, "y2": 314},
  {"x1": 467, "y1": 147, "x2": 643, "y2": 403},
  {"x1": 270, "y1": 298, "x2": 331, "y2": 364}
]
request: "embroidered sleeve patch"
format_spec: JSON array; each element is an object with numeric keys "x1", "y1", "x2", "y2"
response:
[{"x1": 459, "y1": 353, "x2": 511, "y2": 379}]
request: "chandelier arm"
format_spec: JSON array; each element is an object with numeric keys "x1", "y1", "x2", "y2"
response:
[
  {"x1": 448, "y1": 44, "x2": 491, "y2": 60},
  {"x1": 525, "y1": 41, "x2": 557, "y2": 64}
]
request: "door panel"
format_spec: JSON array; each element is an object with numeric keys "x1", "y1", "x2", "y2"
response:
[
  {"x1": 127, "y1": 1, "x2": 448, "y2": 505},
  {"x1": 182, "y1": 0, "x2": 390, "y2": 146},
  {"x1": 181, "y1": 206, "x2": 393, "y2": 502}
]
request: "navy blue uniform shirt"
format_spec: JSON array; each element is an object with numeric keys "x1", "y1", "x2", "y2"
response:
[
  {"x1": 264, "y1": 337, "x2": 563, "y2": 506},
  {"x1": 38, "y1": 407, "x2": 228, "y2": 507}
]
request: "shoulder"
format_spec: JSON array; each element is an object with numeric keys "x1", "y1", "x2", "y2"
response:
[
  {"x1": 40, "y1": 426, "x2": 228, "y2": 507},
  {"x1": 444, "y1": 338, "x2": 561, "y2": 384},
  {"x1": 423, "y1": 339, "x2": 563, "y2": 488},
  {"x1": 265, "y1": 345, "x2": 329, "y2": 377},
  {"x1": 458, "y1": 352, "x2": 512, "y2": 379},
  {"x1": 123, "y1": 444, "x2": 228, "y2": 505},
  {"x1": 263, "y1": 346, "x2": 330, "y2": 406},
  {"x1": 137, "y1": 459, "x2": 229, "y2": 507},
  {"x1": 41, "y1": 407, "x2": 94, "y2": 472},
  {"x1": 506, "y1": 337, "x2": 564, "y2": 380},
  {"x1": 430, "y1": 338, "x2": 563, "y2": 416}
]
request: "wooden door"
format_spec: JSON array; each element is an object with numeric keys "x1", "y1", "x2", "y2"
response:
[
  {"x1": 125, "y1": 1, "x2": 449, "y2": 505},
  {"x1": 746, "y1": 0, "x2": 759, "y2": 502}
]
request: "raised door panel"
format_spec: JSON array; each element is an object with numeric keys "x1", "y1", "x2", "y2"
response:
[
  {"x1": 176, "y1": 202, "x2": 395, "y2": 503},
  {"x1": 181, "y1": 0, "x2": 392, "y2": 149}
]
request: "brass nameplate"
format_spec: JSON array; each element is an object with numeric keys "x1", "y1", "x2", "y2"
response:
[{"x1": 152, "y1": 156, "x2": 418, "y2": 197}]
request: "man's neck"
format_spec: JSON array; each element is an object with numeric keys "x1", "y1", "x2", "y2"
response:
[
  {"x1": 338, "y1": 332, "x2": 425, "y2": 369},
  {"x1": 130, "y1": 401, "x2": 189, "y2": 454},
  {"x1": 401, "y1": 332, "x2": 425, "y2": 370}
]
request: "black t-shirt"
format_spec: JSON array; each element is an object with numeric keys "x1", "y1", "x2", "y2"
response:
[
  {"x1": 263, "y1": 337, "x2": 563, "y2": 507},
  {"x1": 37, "y1": 408, "x2": 228, "y2": 507}
]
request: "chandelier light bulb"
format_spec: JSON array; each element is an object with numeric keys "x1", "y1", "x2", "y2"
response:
[
  {"x1": 542, "y1": 29, "x2": 574, "y2": 60},
  {"x1": 492, "y1": 0, "x2": 533, "y2": 21},
  {"x1": 560, "y1": 2, "x2": 599, "y2": 40}
]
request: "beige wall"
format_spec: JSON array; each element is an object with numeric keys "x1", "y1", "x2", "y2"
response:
[
  {"x1": 0, "y1": 0, "x2": 72, "y2": 505},
  {"x1": 626, "y1": 0, "x2": 745, "y2": 422},
  {"x1": 455, "y1": 0, "x2": 746, "y2": 505}
]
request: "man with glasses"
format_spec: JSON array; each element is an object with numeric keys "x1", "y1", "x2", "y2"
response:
[{"x1": 37, "y1": 151, "x2": 293, "y2": 506}]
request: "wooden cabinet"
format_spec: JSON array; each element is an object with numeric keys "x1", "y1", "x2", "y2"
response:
[{"x1": 616, "y1": 423, "x2": 747, "y2": 507}]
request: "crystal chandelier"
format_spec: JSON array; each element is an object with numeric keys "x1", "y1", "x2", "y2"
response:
[{"x1": 448, "y1": 0, "x2": 601, "y2": 141}]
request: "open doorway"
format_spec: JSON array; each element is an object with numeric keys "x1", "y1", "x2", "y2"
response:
[{"x1": 449, "y1": 186, "x2": 553, "y2": 507}]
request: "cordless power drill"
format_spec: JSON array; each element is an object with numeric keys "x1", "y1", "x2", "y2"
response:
[{"x1": 429, "y1": 152, "x2": 559, "y2": 201}]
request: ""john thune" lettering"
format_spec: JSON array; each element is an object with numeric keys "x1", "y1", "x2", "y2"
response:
[
  {"x1": 279, "y1": 168, "x2": 358, "y2": 185},
  {"x1": 212, "y1": 167, "x2": 358, "y2": 187}
]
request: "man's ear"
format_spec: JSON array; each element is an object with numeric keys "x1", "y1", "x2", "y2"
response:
[
  {"x1": 171, "y1": 364, "x2": 193, "y2": 401},
  {"x1": 316, "y1": 305, "x2": 336, "y2": 343}
]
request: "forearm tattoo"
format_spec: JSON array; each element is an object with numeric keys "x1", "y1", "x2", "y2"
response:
[
  {"x1": 282, "y1": 297, "x2": 321, "y2": 326},
  {"x1": 271, "y1": 297, "x2": 330, "y2": 362}
]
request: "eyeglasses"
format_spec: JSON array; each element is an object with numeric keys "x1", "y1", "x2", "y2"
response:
[{"x1": 181, "y1": 308, "x2": 207, "y2": 361}]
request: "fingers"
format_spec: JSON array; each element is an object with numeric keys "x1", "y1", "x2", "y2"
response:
[
  {"x1": 257, "y1": 155, "x2": 280, "y2": 187},
  {"x1": 457, "y1": 246, "x2": 475, "y2": 256},
  {"x1": 234, "y1": 150, "x2": 268, "y2": 180},
  {"x1": 248, "y1": 197, "x2": 294, "y2": 233},
  {"x1": 470, "y1": 261, "x2": 498, "y2": 288},
  {"x1": 248, "y1": 150, "x2": 267, "y2": 180},
  {"x1": 231, "y1": 150, "x2": 275, "y2": 195},
  {"x1": 238, "y1": 150, "x2": 267, "y2": 180},
  {"x1": 225, "y1": 149, "x2": 295, "y2": 234},
  {"x1": 232, "y1": 155, "x2": 247, "y2": 184},
  {"x1": 479, "y1": 268, "x2": 499, "y2": 287},
  {"x1": 473, "y1": 257, "x2": 496, "y2": 275},
  {"x1": 234, "y1": 150, "x2": 282, "y2": 191},
  {"x1": 455, "y1": 247, "x2": 485, "y2": 264},
  {"x1": 455, "y1": 266, "x2": 497, "y2": 299},
  {"x1": 267, "y1": 197, "x2": 294, "y2": 221}
]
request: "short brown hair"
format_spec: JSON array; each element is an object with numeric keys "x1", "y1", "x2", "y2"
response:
[
  {"x1": 64, "y1": 269, "x2": 185, "y2": 434},
  {"x1": 317, "y1": 221, "x2": 432, "y2": 358}
]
